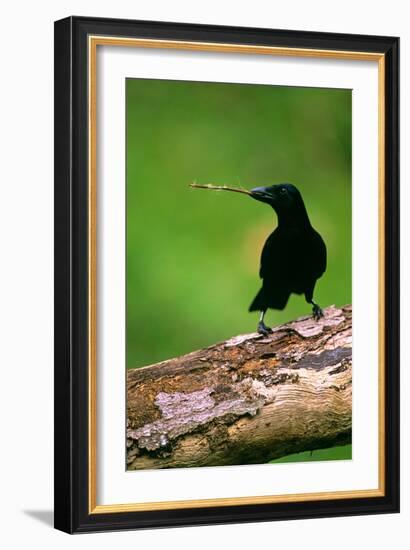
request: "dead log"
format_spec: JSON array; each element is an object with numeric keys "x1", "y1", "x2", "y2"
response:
[{"x1": 127, "y1": 305, "x2": 352, "y2": 470}]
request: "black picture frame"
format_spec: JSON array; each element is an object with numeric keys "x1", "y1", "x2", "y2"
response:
[{"x1": 54, "y1": 15, "x2": 399, "y2": 534}]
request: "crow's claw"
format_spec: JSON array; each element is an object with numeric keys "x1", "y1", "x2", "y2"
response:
[
  {"x1": 312, "y1": 304, "x2": 324, "y2": 321},
  {"x1": 257, "y1": 321, "x2": 273, "y2": 335}
]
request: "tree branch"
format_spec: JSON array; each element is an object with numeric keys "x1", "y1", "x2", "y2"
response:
[{"x1": 127, "y1": 305, "x2": 352, "y2": 470}]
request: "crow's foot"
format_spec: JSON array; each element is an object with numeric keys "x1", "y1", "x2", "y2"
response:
[
  {"x1": 312, "y1": 304, "x2": 324, "y2": 321},
  {"x1": 257, "y1": 321, "x2": 273, "y2": 335}
]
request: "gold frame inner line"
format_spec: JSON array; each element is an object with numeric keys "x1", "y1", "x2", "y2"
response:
[{"x1": 88, "y1": 35, "x2": 385, "y2": 514}]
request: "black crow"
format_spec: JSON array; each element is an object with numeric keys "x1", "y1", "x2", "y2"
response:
[{"x1": 249, "y1": 183, "x2": 327, "y2": 335}]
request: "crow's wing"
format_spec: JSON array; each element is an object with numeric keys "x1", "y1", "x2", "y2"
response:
[
  {"x1": 259, "y1": 230, "x2": 280, "y2": 279},
  {"x1": 309, "y1": 229, "x2": 327, "y2": 279}
]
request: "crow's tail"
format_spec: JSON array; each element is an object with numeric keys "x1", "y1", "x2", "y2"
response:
[{"x1": 248, "y1": 287, "x2": 265, "y2": 312}]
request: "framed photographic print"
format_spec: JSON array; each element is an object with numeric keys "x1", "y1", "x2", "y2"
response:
[{"x1": 54, "y1": 16, "x2": 399, "y2": 533}]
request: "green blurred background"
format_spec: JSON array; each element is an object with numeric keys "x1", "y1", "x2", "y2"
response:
[{"x1": 126, "y1": 78, "x2": 352, "y2": 463}]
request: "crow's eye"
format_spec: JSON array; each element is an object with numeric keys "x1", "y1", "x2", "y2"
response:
[{"x1": 280, "y1": 187, "x2": 287, "y2": 194}]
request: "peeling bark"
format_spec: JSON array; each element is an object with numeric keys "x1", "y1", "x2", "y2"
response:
[{"x1": 127, "y1": 305, "x2": 352, "y2": 470}]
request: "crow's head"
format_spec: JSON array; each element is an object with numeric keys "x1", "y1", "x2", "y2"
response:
[{"x1": 250, "y1": 183, "x2": 305, "y2": 215}]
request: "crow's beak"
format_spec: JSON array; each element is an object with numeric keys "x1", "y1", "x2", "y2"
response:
[{"x1": 250, "y1": 186, "x2": 271, "y2": 203}]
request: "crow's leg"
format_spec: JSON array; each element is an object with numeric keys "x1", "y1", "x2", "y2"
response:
[
  {"x1": 257, "y1": 309, "x2": 272, "y2": 335},
  {"x1": 305, "y1": 286, "x2": 324, "y2": 321}
]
